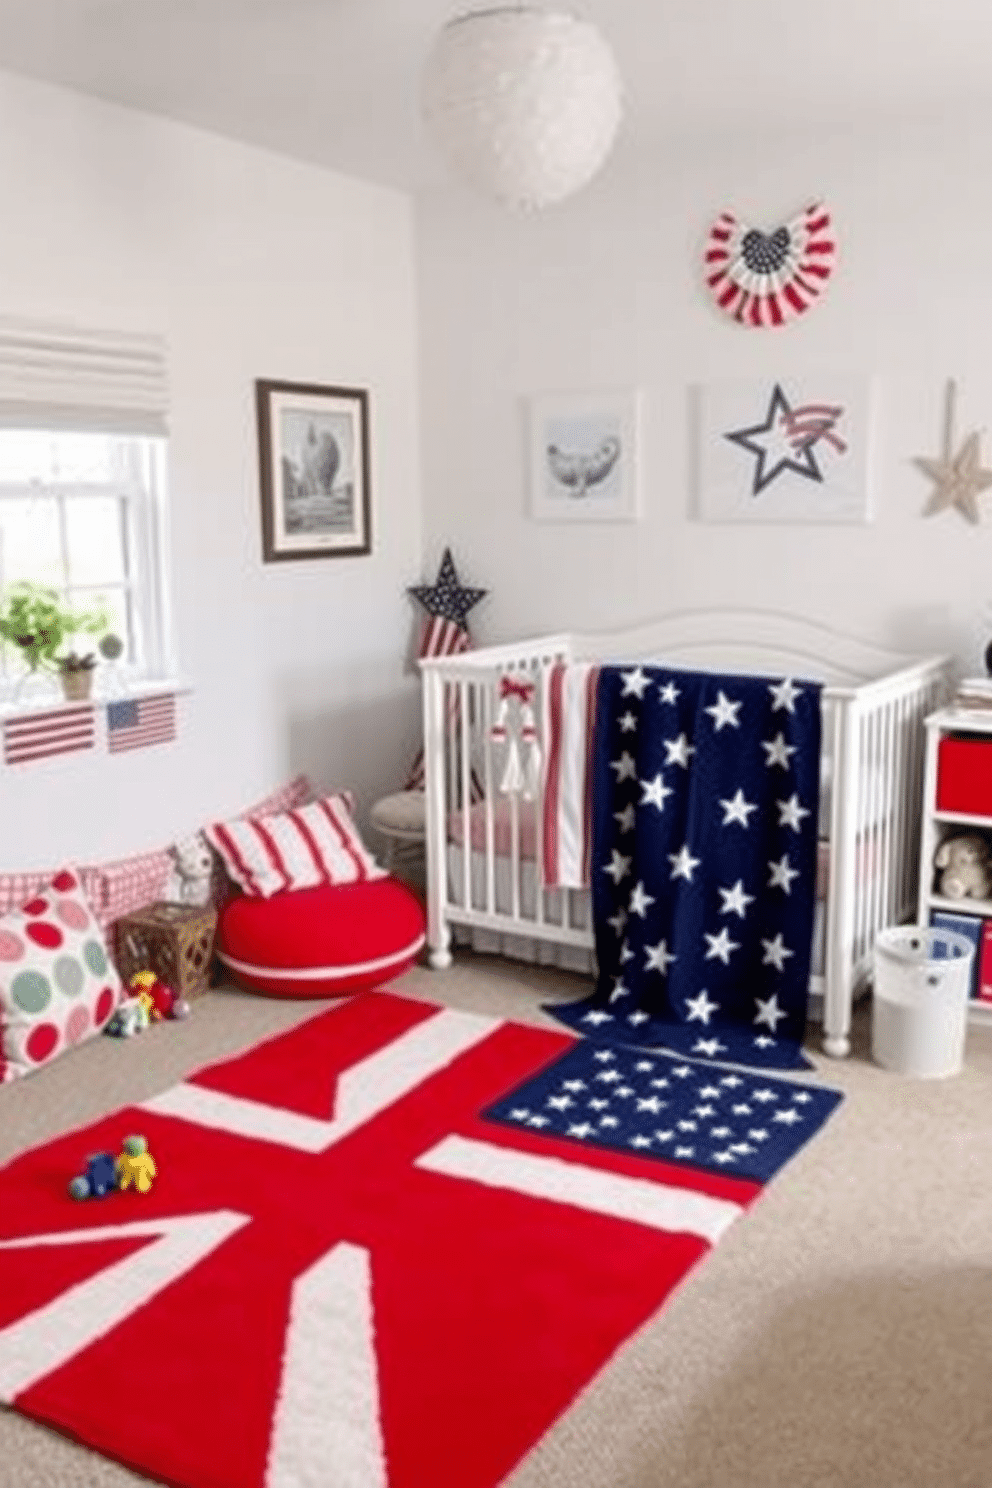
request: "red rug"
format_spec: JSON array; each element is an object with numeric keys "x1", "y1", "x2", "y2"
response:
[{"x1": 0, "y1": 991, "x2": 841, "y2": 1488}]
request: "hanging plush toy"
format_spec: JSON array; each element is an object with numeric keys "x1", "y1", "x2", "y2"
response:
[{"x1": 490, "y1": 675, "x2": 542, "y2": 800}]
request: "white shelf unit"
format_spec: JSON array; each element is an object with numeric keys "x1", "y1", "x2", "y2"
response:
[{"x1": 918, "y1": 706, "x2": 992, "y2": 1025}]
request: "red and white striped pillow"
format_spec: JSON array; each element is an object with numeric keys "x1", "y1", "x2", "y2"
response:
[{"x1": 204, "y1": 794, "x2": 386, "y2": 899}]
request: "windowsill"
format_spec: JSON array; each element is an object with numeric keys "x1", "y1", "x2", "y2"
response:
[{"x1": 0, "y1": 677, "x2": 191, "y2": 719}]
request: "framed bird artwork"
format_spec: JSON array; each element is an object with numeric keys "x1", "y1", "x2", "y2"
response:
[{"x1": 527, "y1": 388, "x2": 641, "y2": 523}]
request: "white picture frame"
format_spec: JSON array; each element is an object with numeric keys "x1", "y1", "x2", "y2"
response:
[
  {"x1": 528, "y1": 388, "x2": 641, "y2": 523},
  {"x1": 696, "y1": 374, "x2": 874, "y2": 524}
]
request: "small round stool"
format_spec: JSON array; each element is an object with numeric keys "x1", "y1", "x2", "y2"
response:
[
  {"x1": 370, "y1": 790, "x2": 427, "y2": 872},
  {"x1": 216, "y1": 877, "x2": 426, "y2": 998}
]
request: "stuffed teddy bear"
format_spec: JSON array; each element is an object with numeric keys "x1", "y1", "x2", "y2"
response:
[
  {"x1": 934, "y1": 834, "x2": 992, "y2": 899},
  {"x1": 164, "y1": 831, "x2": 215, "y2": 907}
]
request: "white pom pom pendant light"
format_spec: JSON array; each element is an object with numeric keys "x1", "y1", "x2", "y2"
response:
[{"x1": 422, "y1": 7, "x2": 623, "y2": 210}]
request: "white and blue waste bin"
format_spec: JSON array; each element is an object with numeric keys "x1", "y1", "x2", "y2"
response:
[{"x1": 872, "y1": 925, "x2": 975, "y2": 1078}]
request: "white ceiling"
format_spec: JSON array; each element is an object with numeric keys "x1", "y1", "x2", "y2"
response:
[{"x1": 0, "y1": 0, "x2": 988, "y2": 193}]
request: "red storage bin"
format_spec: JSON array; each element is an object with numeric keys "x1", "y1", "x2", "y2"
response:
[{"x1": 936, "y1": 736, "x2": 992, "y2": 814}]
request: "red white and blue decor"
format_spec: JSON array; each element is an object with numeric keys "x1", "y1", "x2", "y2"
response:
[
  {"x1": 0, "y1": 990, "x2": 841, "y2": 1488},
  {"x1": 703, "y1": 201, "x2": 837, "y2": 328},
  {"x1": 549, "y1": 665, "x2": 823, "y2": 1070},
  {"x1": 404, "y1": 547, "x2": 487, "y2": 793},
  {"x1": 698, "y1": 374, "x2": 873, "y2": 524}
]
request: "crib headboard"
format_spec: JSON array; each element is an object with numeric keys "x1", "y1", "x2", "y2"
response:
[{"x1": 569, "y1": 608, "x2": 944, "y2": 690}]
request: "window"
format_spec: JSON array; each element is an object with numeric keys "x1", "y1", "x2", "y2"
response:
[
  {"x1": 0, "y1": 431, "x2": 170, "y2": 690},
  {"x1": 0, "y1": 317, "x2": 173, "y2": 702}
]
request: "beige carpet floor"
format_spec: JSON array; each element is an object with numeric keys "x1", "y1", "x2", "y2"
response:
[{"x1": 1, "y1": 953, "x2": 991, "y2": 1488}]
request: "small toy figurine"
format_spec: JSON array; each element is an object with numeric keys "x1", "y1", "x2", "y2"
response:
[
  {"x1": 104, "y1": 999, "x2": 151, "y2": 1038},
  {"x1": 129, "y1": 970, "x2": 175, "y2": 1021},
  {"x1": 68, "y1": 1151, "x2": 118, "y2": 1200},
  {"x1": 129, "y1": 970, "x2": 179, "y2": 1021},
  {"x1": 115, "y1": 1134, "x2": 157, "y2": 1194}
]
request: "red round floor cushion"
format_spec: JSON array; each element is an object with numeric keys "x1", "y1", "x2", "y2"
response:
[{"x1": 216, "y1": 877, "x2": 426, "y2": 998}]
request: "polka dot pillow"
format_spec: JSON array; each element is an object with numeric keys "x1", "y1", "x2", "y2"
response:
[{"x1": 0, "y1": 869, "x2": 123, "y2": 1083}]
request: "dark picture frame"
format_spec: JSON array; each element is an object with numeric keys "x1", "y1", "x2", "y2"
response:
[{"x1": 256, "y1": 379, "x2": 372, "y2": 562}]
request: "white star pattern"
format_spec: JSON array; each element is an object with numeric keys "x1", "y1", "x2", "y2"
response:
[
  {"x1": 704, "y1": 927, "x2": 740, "y2": 963},
  {"x1": 762, "y1": 732, "x2": 796, "y2": 769},
  {"x1": 720, "y1": 789, "x2": 758, "y2": 827},
  {"x1": 629, "y1": 881, "x2": 655, "y2": 918},
  {"x1": 603, "y1": 849, "x2": 632, "y2": 884},
  {"x1": 645, "y1": 939, "x2": 676, "y2": 975},
  {"x1": 663, "y1": 733, "x2": 695, "y2": 768},
  {"x1": 768, "y1": 855, "x2": 800, "y2": 894},
  {"x1": 618, "y1": 710, "x2": 639, "y2": 734},
  {"x1": 693, "y1": 1038, "x2": 728, "y2": 1058},
  {"x1": 607, "y1": 909, "x2": 628, "y2": 936},
  {"x1": 718, "y1": 879, "x2": 754, "y2": 918},
  {"x1": 640, "y1": 773, "x2": 674, "y2": 812},
  {"x1": 685, "y1": 989, "x2": 720, "y2": 1024},
  {"x1": 769, "y1": 678, "x2": 802, "y2": 713},
  {"x1": 754, "y1": 993, "x2": 787, "y2": 1031},
  {"x1": 621, "y1": 667, "x2": 650, "y2": 699},
  {"x1": 777, "y1": 794, "x2": 810, "y2": 832},
  {"x1": 658, "y1": 681, "x2": 680, "y2": 704},
  {"x1": 668, "y1": 844, "x2": 701, "y2": 882},
  {"x1": 761, "y1": 934, "x2": 794, "y2": 971},
  {"x1": 705, "y1": 690, "x2": 742, "y2": 731},
  {"x1": 614, "y1": 803, "x2": 636, "y2": 834},
  {"x1": 611, "y1": 751, "x2": 637, "y2": 782}
]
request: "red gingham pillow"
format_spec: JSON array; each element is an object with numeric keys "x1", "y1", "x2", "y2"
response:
[
  {"x1": 204, "y1": 794, "x2": 385, "y2": 900},
  {"x1": 0, "y1": 868, "x2": 104, "y2": 921},
  {"x1": 241, "y1": 774, "x2": 315, "y2": 820},
  {"x1": 82, "y1": 847, "x2": 173, "y2": 928},
  {"x1": 0, "y1": 868, "x2": 123, "y2": 1082}
]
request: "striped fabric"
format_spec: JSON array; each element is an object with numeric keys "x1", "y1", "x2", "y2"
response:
[
  {"x1": 205, "y1": 794, "x2": 386, "y2": 899},
  {"x1": 540, "y1": 661, "x2": 601, "y2": 889},
  {"x1": 703, "y1": 201, "x2": 837, "y2": 329},
  {"x1": 3, "y1": 704, "x2": 96, "y2": 765},
  {"x1": 405, "y1": 615, "x2": 474, "y2": 793}
]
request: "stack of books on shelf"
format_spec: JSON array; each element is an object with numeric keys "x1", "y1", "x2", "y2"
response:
[
  {"x1": 953, "y1": 677, "x2": 992, "y2": 712},
  {"x1": 930, "y1": 908, "x2": 992, "y2": 1003}
]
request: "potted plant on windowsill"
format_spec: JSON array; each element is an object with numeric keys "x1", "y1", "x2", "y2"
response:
[
  {"x1": 0, "y1": 582, "x2": 111, "y2": 704},
  {"x1": 57, "y1": 650, "x2": 98, "y2": 701}
]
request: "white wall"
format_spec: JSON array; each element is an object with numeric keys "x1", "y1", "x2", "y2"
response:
[
  {"x1": 417, "y1": 106, "x2": 992, "y2": 671},
  {"x1": 0, "y1": 70, "x2": 423, "y2": 869}
]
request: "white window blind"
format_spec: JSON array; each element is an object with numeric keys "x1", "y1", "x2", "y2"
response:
[{"x1": 0, "y1": 316, "x2": 168, "y2": 436}]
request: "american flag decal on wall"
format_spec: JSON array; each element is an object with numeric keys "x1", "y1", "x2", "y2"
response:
[
  {"x1": 107, "y1": 694, "x2": 176, "y2": 754},
  {"x1": 3, "y1": 704, "x2": 96, "y2": 765}
]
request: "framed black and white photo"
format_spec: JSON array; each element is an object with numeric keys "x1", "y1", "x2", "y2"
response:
[
  {"x1": 256, "y1": 379, "x2": 371, "y2": 561},
  {"x1": 528, "y1": 388, "x2": 641, "y2": 523}
]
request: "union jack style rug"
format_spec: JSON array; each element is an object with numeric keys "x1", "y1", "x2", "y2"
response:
[{"x1": 0, "y1": 991, "x2": 841, "y2": 1488}]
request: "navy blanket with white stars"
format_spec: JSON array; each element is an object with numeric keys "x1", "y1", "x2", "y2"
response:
[{"x1": 549, "y1": 665, "x2": 823, "y2": 1071}]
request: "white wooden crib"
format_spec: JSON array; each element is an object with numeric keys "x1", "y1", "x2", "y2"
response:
[{"x1": 420, "y1": 610, "x2": 952, "y2": 1058}]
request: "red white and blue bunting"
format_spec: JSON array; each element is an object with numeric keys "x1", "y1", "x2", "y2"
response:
[{"x1": 703, "y1": 201, "x2": 837, "y2": 329}]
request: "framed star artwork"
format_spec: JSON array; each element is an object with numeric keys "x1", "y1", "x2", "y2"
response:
[
  {"x1": 527, "y1": 388, "x2": 641, "y2": 523},
  {"x1": 695, "y1": 374, "x2": 875, "y2": 524}
]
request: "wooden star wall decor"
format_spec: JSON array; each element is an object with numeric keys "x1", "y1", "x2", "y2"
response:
[{"x1": 915, "y1": 379, "x2": 992, "y2": 524}]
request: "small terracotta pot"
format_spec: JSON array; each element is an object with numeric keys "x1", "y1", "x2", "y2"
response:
[{"x1": 60, "y1": 668, "x2": 94, "y2": 702}]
